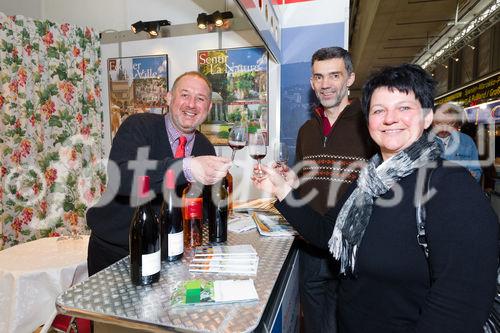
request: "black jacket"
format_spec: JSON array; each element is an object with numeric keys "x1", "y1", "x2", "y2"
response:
[
  {"x1": 276, "y1": 161, "x2": 498, "y2": 333},
  {"x1": 86, "y1": 113, "x2": 215, "y2": 248}
]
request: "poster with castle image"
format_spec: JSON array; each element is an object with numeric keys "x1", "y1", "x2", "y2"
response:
[
  {"x1": 197, "y1": 47, "x2": 268, "y2": 145},
  {"x1": 107, "y1": 55, "x2": 168, "y2": 139}
]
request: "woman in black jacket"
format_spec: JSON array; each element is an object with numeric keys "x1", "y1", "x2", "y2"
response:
[{"x1": 253, "y1": 64, "x2": 498, "y2": 333}]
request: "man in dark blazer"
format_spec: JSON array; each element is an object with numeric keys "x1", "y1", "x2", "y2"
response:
[{"x1": 86, "y1": 71, "x2": 231, "y2": 275}]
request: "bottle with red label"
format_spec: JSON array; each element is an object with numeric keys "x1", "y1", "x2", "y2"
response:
[
  {"x1": 129, "y1": 175, "x2": 161, "y2": 286},
  {"x1": 182, "y1": 182, "x2": 203, "y2": 250}
]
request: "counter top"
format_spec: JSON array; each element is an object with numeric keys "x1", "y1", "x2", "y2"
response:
[{"x1": 56, "y1": 228, "x2": 294, "y2": 332}]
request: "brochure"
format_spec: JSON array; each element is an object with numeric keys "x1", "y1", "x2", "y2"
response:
[
  {"x1": 193, "y1": 244, "x2": 257, "y2": 257},
  {"x1": 192, "y1": 254, "x2": 258, "y2": 261},
  {"x1": 188, "y1": 265, "x2": 258, "y2": 275},
  {"x1": 191, "y1": 257, "x2": 258, "y2": 265},
  {"x1": 170, "y1": 279, "x2": 259, "y2": 307},
  {"x1": 189, "y1": 259, "x2": 258, "y2": 275},
  {"x1": 252, "y1": 212, "x2": 297, "y2": 237},
  {"x1": 191, "y1": 245, "x2": 259, "y2": 275},
  {"x1": 228, "y1": 213, "x2": 257, "y2": 233}
]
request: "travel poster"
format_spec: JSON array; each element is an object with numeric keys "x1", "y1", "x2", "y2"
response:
[
  {"x1": 197, "y1": 47, "x2": 269, "y2": 145},
  {"x1": 107, "y1": 55, "x2": 168, "y2": 138}
]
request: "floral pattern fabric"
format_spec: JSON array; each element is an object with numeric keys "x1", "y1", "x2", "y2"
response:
[{"x1": 0, "y1": 13, "x2": 106, "y2": 249}]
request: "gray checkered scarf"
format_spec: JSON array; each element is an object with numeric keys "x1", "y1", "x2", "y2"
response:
[{"x1": 328, "y1": 133, "x2": 441, "y2": 275}]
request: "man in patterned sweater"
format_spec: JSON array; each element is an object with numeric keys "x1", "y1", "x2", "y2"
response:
[{"x1": 295, "y1": 47, "x2": 377, "y2": 332}]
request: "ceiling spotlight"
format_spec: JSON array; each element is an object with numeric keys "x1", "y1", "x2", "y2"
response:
[
  {"x1": 147, "y1": 22, "x2": 160, "y2": 36},
  {"x1": 196, "y1": 11, "x2": 233, "y2": 30},
  {"x1": 220, "y1": 11, "x2": 234, "y2": 24},
  {"x1": 131, "y1": 21, "x2": 145, "y2": 34},
  {"x1": 213, "y1": 11, "x2": 224, "y2": 27},
  {"x1": 454, "y1": 57, "x2": 459, "y2": 62},
  {"x1": 131, "y1": 19, "x2": 170, "y2": 37},
  {"x1": 197, "y1": 13, "x2": 208, "y2": 30},
  {"x1": 467, "y1": 44, "x2": 476, "y2": 50}
]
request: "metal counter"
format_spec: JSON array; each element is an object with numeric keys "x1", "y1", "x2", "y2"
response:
[{"x1": 56, "y1": 229, "x2": 294, "y2": 332}]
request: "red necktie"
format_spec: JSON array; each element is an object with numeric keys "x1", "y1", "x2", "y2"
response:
[{"x1": 175, "y1": 136, "x2": 187, "y2": 158}]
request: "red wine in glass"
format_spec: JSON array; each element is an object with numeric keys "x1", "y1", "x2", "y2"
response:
[
  {"x1": 250, "y1": 153, "x2": 266, "y2": 160},
  {"x1": 228, "y1": 123, "x2": 247, "y2": 162},
  {"x1": 249, "y1": 131, "x2": 267, "y2": 177},
  {"x1": 228, "y1": 141, "x2": 246, "y2": 151},
  {"x1": 274, "y1": 142, "x2": 289, "y2": 177}
]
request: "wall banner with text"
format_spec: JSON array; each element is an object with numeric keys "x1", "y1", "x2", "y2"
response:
[
  {"x1": 107, "y1": 55, "x2": 168, "y2": 139},
  {"x1": 198, "y1": 47, "x2": 269, "y2": 145}
]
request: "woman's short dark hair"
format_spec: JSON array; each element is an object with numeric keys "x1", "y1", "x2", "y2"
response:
[
  {"x1": 311, "y1": 47, "x2": 353, "y2": 75},
  {"x1": 361, "y1": 63, "x2": 436, "y2": 118}
]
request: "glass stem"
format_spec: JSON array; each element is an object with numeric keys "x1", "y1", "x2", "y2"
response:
[{"x1": 231, "y1": 149, "x2": 236, "y2": 161}]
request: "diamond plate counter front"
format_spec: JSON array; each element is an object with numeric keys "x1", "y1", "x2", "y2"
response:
[{"x1": 56, "y1": 229, "x2": 294, "y2": 332}]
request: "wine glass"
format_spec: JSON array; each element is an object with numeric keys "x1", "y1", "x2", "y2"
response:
[
  {"x1": 228, "y1": 122, "x2": 247, "y2": 162},
  {"x1": 274, "y1": 142, "x2": 289, "y2": 177},
  {"x1": 249, "y1": 131, "x2": 267, "y2": 178}
]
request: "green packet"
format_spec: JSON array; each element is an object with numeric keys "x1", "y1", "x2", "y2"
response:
[
  {"x1": 171, "y1": 279, "x2": 215, "y2": 306},
  {"x1": 170, "y1": 279, "x2": 259, "y2": 307}
]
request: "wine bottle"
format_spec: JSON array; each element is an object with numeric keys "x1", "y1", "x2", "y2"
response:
[
  {"x1": 182, "y1": 182, "x2": 203, "y2": 250},
  {"x1": 129, "y1": 175, "x2": 161, "y2": 286},
  {"x1": 203, "y1": 184, "x2": 212, "y2": 229},
  {"x1": 160, "y1": 169, "x2": 183, "y2": 262},
  {"x1": 225, "y1": 171, "x2": 233, "y2": 215},
  {"x1": 208, "y1": 179, "x2": 228, "y2": 243}
]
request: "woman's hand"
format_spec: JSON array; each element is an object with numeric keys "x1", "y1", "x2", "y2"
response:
[
  {"x1": 251, "y1": 164, "x2": 293, "y2": 201},
  {"x1": 271, "y1": 162, "x2": 299, "y2": 189}
]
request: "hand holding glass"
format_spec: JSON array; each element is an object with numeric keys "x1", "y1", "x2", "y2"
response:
[
  {"x1": 249, "y1": 132, "x2": 267, "y2": 178},
  {"x1": 228, "y1": 123, "x2": 247, "y2": 162}
]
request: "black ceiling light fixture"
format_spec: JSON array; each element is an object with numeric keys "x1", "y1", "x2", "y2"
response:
[
  {"x1": 131, "y1": 21, "x2": 145, "y2": 34},
  {"x1": 212, "y1": 11, "x2": 225, "y2": 27},
  {"x1": 147, "y1": 21, "x2": 160, "y2": 37},
  {"x1": 197, "y1": 13, "x2": 209, "y2": 30},
  {"x1": 131, "y1": 20, "x2": 171, "y2": 37},
  {"x1": 196, "y1": 11, "x2": 233, "y2": 30}
]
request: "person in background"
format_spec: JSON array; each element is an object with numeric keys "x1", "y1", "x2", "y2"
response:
[
  {"x1": 86, "y1": 71, "x2": 231, "y2": 275},
  {"x1": 432, "y1": 103, "x2": 482, "y2": 181},
  {"x1": 254, "y1": 64, "x2": 498, "y2": 332},
  {"x1": 293, "y1": 47, "x2": 376, "y2": 332}
]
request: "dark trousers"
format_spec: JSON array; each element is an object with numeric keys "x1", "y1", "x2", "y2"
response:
[
  {"x1": 87, "y1": 233, "x2": 128, "y2": 276},
  {"x1": 299, "y1": 241, "x2": 339, "y2": 333}
]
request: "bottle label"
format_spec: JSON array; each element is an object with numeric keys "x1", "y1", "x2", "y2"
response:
[
  {"x1": 168, "y1": 231, "x2": 183, "y2": 256},
  {"x1": 184, "y1": 198, "x2": 202, "y2": 219},
  {"x1": 141, "y1": 250, "x2": 161, "y2": 276}
]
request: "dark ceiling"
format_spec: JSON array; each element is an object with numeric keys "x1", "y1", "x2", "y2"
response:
[{"x1": 348, "y1": 0, "x2": 479, "y2": 98}]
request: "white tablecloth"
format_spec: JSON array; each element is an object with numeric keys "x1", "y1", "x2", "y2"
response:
[{"x1": 0, "y1": 236, "x2": 89, "y2": 333}]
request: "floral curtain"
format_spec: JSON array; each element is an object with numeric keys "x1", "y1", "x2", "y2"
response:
[{"x1": 0, "y1": 13, "x2": 106, "y2": 249}]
